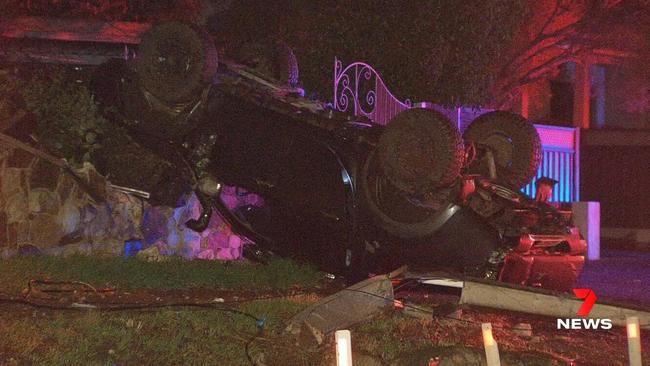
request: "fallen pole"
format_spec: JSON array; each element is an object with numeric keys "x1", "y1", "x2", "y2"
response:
[{"x1": 460, "y1": 279, "x2": 650, "y2": 329}]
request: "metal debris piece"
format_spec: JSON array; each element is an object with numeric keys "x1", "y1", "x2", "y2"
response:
[
  {"x1": 108, "y1": 184, "x2": 151, "y2": 199},
  {"x1": 513, "y1": 323, "x2": 533, "y2": 338},
  {"x1": 400, "y1": 302, "x2": 433, "y2": 320},
  {"x1": 285, "y1": 273, "x2": 396, "y2": 344},
  {"x1": 136, "y1": 246, "x2": 169, "y2": 262},
  {"x1": 419, "y1": 277, "x2": 464, "y2": 289}
]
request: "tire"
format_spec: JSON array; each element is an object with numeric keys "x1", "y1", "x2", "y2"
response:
[
  {"x1": 119, "y1": 65, "x2": 197, "y2": 139},
  {"x1": 136, "y1": 22, "x2": 218, "y2": 104},
  {"x1": 230, "y1": 40, "x2": 299, "y2": 87},
  {"x1": 463, "y1": 111, "x2": 541, "y2": 189},
  {"x1": 377, "y1": 108, "x2": 464, "y2": 194},
  {"x1": 358, "y1": 149, "x2": 461, "y2": 239}
]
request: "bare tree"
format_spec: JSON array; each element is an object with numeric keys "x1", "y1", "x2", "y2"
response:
[{"x1": 492, "y1": 0, "x2": 650, "y2": 109}]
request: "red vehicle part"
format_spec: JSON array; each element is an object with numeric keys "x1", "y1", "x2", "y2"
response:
[
  {"x1": 499, "y1": 252, "x2": 585, "y2": 292},
  {"x1": 514, "y1": 230, "x2": 587, "y2": 254}
]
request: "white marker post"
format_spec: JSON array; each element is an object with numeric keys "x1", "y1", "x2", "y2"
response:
[
  {"x1": 482, "y1": 323, "x2": 501, "y2": 366},
  {"x1": 335, "y1": 330, "x2": 353, "y2": 366},
  {"x1": 627, "y1": 316, "x2": 642, "y2": 366},
  {"x1": 571, "y1": 201, "x2": 600, "y2": 260}
]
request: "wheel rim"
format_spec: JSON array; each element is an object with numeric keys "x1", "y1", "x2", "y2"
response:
[
  {"x1": 482, "y1": 132, "x2": 514, "y2": 168},
  {"x1": 155, "y1": 39, "x2": 196, "y2": 83}
]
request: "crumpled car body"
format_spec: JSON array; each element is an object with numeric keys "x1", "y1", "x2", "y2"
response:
[
  {"x1": 0, "y1": 19, "x2": 587, "y2": 290},
  {"x1": 165, "y1": 59, "x2": 586, "y2": 290}
]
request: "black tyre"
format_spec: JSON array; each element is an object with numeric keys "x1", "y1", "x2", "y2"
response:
[
  {"x1": 377, "y1": 108, "x2": 464, "y2": 194},
  {"x1": 119, "y1": 65, "x2": 199, "y2": 139},
  {"x1": 136, "y1": 22, "x2": 218, "y2": 104},
  {"x1": 230, "y1": 40, "x2": 299, "y2": 87},
  {"x1": 463, "y1": 111, "x2": 541, "y2": 188},
  {"x1": 358, "y1": 150, "x2": 461, "y2": 239}
]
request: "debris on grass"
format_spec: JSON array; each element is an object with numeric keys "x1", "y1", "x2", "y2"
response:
[
  {"x1": 136, "y1": 245, "x2": 168, "y2": 262},
  {"x1": 285, "y1": 274, "x2": 395, "y2": 346}
]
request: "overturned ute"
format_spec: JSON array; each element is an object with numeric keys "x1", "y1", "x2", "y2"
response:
[
  {"x1": 101, "y1": 22, "x2": 585, "y2": 289},
  {"x1": 4, "y1": 20, "x2": 587, "y2": 289}
]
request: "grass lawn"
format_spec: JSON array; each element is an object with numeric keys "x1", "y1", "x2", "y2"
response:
[
  {"x1": 0, "y1": 255, "x2": 326, "y2": 365},
  {"x1": 1, "y1": 298, "x2": 316, "y2": 365},
  {"x1": 1, "y1": 256, "x2": 647, "y2": 365},
  {"x1": 0, "y1": 255, "x2": 324, "y2": 293}
]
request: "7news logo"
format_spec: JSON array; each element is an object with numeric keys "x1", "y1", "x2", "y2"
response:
[{"x1": 556, "y1": 288, "x2": 613, "y2": 330}]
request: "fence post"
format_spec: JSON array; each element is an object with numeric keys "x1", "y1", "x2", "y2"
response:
[{"x1": 572, "y1": 201, "x2": 601, "y2": 261}]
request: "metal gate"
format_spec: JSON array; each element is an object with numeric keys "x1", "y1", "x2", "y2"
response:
[
  {"x1": 333, "y1": 58, "x2": 580, "y2": 202},
  {"x1": 333, "y1": 58, "x2": 411, "y2": 125}
]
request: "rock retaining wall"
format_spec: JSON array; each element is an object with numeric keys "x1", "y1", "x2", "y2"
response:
[
  {"x1": 0, "y1": 143, "x2": 259, "y2": 260},
  {"x1": 0, "y1": 143, "x2": 143, "y2": 257}
]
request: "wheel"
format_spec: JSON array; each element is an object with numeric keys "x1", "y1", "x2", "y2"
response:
[
  {"x1": 358, "y1": 150, "x2": 461, "y2": 239},
  {"x1": 463, "y1": 111, "x2": 541, "y2": 189},
  {"x1": 376, "y1": 108, "x2": 464, "y2": 194},
  {"x1": 136, "y1": 22, "x2": 218, "y2": 104},
  {"x1": 119, "y1": 65, "x2": 200, "y2": 139},
  {"x1": 229, "y1": 40, "x2": 299, "y2": 87}
]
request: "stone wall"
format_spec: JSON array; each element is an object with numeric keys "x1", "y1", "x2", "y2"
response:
[
  {"x1": 0, "y1": 143, "x2": 262, "y2": 260},
  {"x1": 140, "y1": 186, "x2": 264, "y2": 261},
  {"x1": 0, "y1": 144, "x2": 143, "y2": 257}
]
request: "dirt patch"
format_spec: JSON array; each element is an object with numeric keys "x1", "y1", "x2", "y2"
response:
[
  {"x1": 380, "y1": 284, "x2": 650, "y2": 365},
  {"x1": 10, "y1": 281, "x2": 339, "y2": 309}
]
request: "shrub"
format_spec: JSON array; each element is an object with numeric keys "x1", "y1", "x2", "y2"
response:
[{"x1": 20, "y1": 67, "x2": 106, "y2": 165}]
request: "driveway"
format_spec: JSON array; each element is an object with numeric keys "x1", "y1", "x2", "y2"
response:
[{"x1": 576, "y1": 249, "x2": 650, "y2": 309}]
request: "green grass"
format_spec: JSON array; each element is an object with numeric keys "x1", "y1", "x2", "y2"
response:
[
  {"x1": 0, "y1": 256, "x2": 325, "y2": 365},
  {"x1": 0, "y1": 255, "x2": 323, "y2": 293},
  {"x1": 0, "y1": 253, "x2": 642, "y2": 365},
  {"x1": 354, "y1": 313, "x2": 435, "y2": 361},
  {"x1": 0, "y1": 298, "x2": 316, "y2": 366}
]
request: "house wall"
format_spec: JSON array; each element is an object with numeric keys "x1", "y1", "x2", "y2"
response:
[
  {"x1": 525, "y1": 80, "x2": 553, "y2": 123},
  {"x1": 513, "y1": 2, "x2": 650, "y2": 238},
  {"x1": 581, "y1": 129, "x2": 650, "y2": 232}
]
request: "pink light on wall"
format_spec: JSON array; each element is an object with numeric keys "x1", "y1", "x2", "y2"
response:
[
  {"x1": 535, "y1": 124, "x2": 578, "y2": 150},
  {"x1": 522, "y1": 125, "x2": 580, "y2": 202}
]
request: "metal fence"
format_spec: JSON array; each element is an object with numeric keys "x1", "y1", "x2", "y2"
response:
[
  {"x1": 525, "y1": 125, "x2": 580, "y2": 202},
  {"x1": 332, "y1": 58, "x2": 580, "y2": 202}
]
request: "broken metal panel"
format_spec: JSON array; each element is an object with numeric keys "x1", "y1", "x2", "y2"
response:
[
  {"x1": 417, "y1": 277, "x2": 464, "y2": 289},
  {"x1": 285, "y1": 275, "x2": 395, "y2": 343}
]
